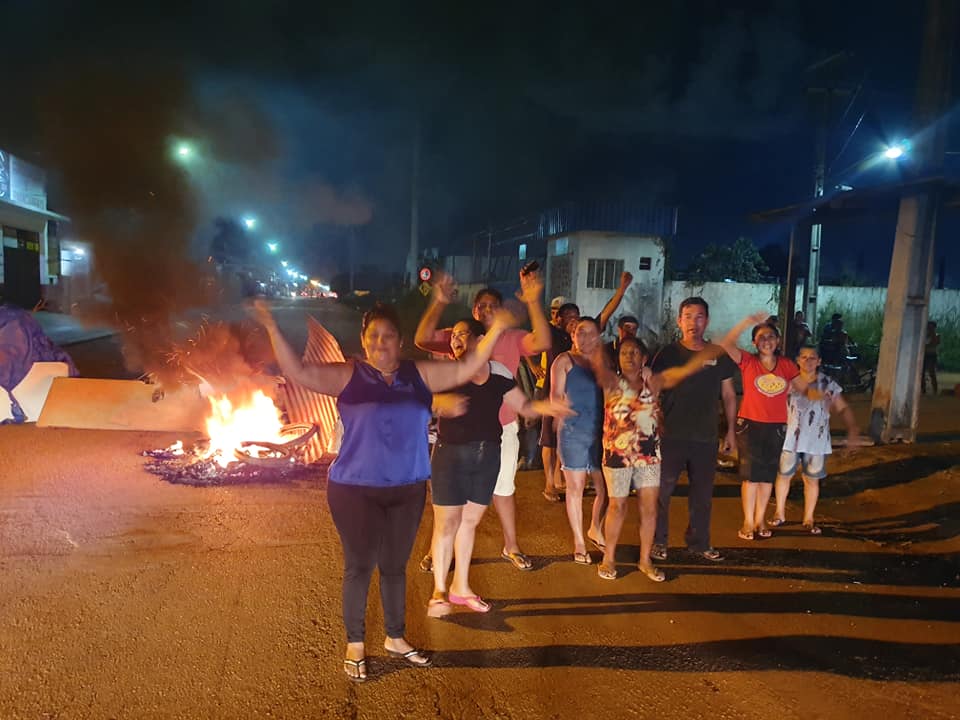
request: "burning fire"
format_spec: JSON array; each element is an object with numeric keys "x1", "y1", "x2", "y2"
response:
[{"x1": 201, "y1": 390, "x2": 287, "y2": 467}]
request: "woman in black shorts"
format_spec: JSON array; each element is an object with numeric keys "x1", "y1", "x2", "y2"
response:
[{"x1": 428, "y1": 318, "x2": 571, "y2": 616}]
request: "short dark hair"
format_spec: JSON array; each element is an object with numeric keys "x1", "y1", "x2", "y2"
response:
[
  {"x1": 455, "y1": 318, "x2": 486, "y2": 337},
  {"x1": 558, "y1": 302, "x2": 580, "y2": 316},
  {"x1": 678, "y1": 296, "x2": 709, "y2": 317},
  {"x1": 751, "y1": 322, "x2": 781, "y2": 342},
  {"x1": 361, "y1": 302, "x2": 402, "y2": 336},
  {"x1": 618, "y1": 335, "x2": 648, "y2": 357},
  {"x1": 618, "y1": 315, "x2": 639, "y2": 327},
  {"x1": 473, "y1": 288, "x2": 503, "y2": 306},
  {"x1": 796, "y1": 343, "x2": 819, "y2": 358}
]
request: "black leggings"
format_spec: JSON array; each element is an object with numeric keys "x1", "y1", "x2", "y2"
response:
[{"x1": 327, "y1": 479, "x2": 427, "y2": 643}]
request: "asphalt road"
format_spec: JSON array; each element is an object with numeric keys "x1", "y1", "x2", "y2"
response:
[{"x1": 2, "y1": 300, "x2": 958, "y2": 719}]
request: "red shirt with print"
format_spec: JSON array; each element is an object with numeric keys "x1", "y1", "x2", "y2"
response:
[{"x1": 736, "y1": 353, "x2": 799, "y2": 424}]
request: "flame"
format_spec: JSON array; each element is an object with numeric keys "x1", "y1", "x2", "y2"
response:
[{"x1": 201, "y1": 390, "x2": 287, "y2": 467}]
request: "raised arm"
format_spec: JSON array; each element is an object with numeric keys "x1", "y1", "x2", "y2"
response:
[
  {"x1": 503, "y1": 386, "x2": 575, "y2": 420},
  {"x1": 598, "y1": 271, "x2": 633, "y2": 332},
  {"x1": 719, "y1": 311, "x2": 768, "y2": 364},
  {"x1": 249, "y1": 300, "x2": 352, "y2": 396},
  {"x1": 588, "y1": 343, "x2": 619, "y2": 392},
  {"x1": 416, "y1": 309, "x2": 513, "y2": 392},
  {"x1": 516, "y1": 270, "x2": 552, "y2": 356},
  {"x1": 414, "y1": 272, "x2": 456, "y2": 355},
  {"x1": 647, "y1": 343, "x2": 725, "y2": 395}
]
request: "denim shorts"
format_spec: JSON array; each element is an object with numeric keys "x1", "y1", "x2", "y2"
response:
[
  {"x1": 430, "y1": 440, "x2": 501, "y2": 506},
  {"x1": 558, "y1": 422, "x2": 601, "y2": 472},
  {"x1": 778, "y1": 450, "x2": 827, "y2": 480}
]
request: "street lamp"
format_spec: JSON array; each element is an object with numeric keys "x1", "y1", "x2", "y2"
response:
[
  {"x1": 281, "y1": 260, "x2": 289, "y2": 268},
  {"x1": 177, "y1": 143, "x2": 193, "y2": 159},
  {"x1": 266, "y1": 242, "x2": 278, "y2": 253},
  {"x1": 243, "y1": 216, "x2": 257, "y2": 230},
  {"x1": 883, "y1": 140, "x2": 910, "y2": 160}
]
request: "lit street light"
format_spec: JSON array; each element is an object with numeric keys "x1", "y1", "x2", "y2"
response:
[
  {"x1": 281, "y1": 260, "x2": 289, "y2": 267},
  {"x1": 243, "y1": 216, "x2": 257, "y2": 230},
  {"x1": 883, "y1": 140, "x2": 910, "y2": 160},
  {"x1": 266, "y1": 242, "x2": 278, "y2": 253},
  {"x1": 177, "y1": 143, "x2": 193, "y2": 159}
]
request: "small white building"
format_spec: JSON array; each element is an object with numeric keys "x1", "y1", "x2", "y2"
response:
[
  {"x1": 0, "y1": 147, "x2": 74, "y2": 309},
  {"x1": 545, "y1": 231, "x2": 666, "y2": 342}
]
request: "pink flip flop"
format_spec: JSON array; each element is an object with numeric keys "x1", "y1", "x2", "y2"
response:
[{"x1": 448, "y1": 593, "x2": 491, "y2": 613}]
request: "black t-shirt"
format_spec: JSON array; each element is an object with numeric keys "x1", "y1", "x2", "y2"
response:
[
  {"x1": 651, "y1": 341, "x2": 736, "y2": 443},
  {"x1": 438, "y1": 361, "x2": 517, "y2": 444}
]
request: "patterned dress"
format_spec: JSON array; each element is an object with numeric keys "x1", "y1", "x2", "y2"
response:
[{"x1": 602, "y1": 374, "x2": 662, "y2": 469}]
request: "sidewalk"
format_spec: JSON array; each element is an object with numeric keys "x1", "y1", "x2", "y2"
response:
[{"x1": 33, "y1": 311, "x2": 117, "y2": 347}]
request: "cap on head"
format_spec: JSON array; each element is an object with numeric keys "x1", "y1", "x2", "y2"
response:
[
  {"x1": 550, "y1": 296, "x2": 567, "y2": 309},
  {"x1": 618, "y1": 315, "x2": 639, "y2": 328},
  {"x1": 831, "y1": 313, "x2": 842, "y2": 321}
]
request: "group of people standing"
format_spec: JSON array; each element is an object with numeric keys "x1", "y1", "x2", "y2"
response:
[{"x1": 249, "y1": 268, "x2": 861, "y2": 683}]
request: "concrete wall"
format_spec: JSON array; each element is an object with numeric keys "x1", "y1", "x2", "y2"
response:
[{"x1": 663, "y1": 280, "x2": 960, "y2": 345}]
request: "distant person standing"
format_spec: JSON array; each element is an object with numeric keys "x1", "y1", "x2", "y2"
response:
[
  {"x1": 532, "y1": 296, "x2": 573, "y2": 502},
  {"x1": 791, "y1": 310, "x2": 812, "y2": 351},
  {"x1": 923, "y1": 320, "x2": 941, "y2": 395},
  {"x1": 650, "y1": 297, "x2": 738, "y2": 562}
]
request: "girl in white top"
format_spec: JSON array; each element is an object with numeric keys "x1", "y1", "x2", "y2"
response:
[{"x1": 773, "y1": 345, "x2": 860, "y2": 534}]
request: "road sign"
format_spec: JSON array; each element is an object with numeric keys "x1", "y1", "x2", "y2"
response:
[{"x1": 418, "y1": 267, "x2": 432, "y2": 282}]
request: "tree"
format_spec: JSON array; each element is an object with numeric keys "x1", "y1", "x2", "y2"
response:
[
  {"x1": 759, "y1": 242, "x2": 789, "y2": 280},
  {"x1": 685, "y1": 236, "x2": 768, "y2": 283}
]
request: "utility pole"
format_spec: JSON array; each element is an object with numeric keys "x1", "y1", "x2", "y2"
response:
[
  {"x1": 871, "y1": 0, "x2": 956, "y2": 442},
  {"x1": 405, "y1": 116, "x2": 421, "y2": 288},
  {"x1": 804, "y1": 90, "x2": 827, "y2": 336},
  {"x1": 804, "y1": 52, "x2": 852, "y2": 337}
]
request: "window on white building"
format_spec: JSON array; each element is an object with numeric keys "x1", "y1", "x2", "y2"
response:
[{"x1": 586, "y1": 258, "x2": 624, "y2": 289}]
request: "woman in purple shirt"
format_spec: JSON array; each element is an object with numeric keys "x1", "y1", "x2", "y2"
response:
[{"x1": 252, "y1": 300, "x2": 511, "y2": 683}]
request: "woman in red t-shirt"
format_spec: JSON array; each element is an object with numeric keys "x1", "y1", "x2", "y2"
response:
[{"x1": 720, "y1": 312, "x2": 804, "y2": 541}]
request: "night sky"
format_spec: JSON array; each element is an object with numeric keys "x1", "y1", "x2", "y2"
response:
[{"x1": 4, "y1": 1, "x2": 958, "y2": 287}]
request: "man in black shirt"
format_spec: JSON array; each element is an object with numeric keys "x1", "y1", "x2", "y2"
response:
[{"x1": 650, "y1": 297, "x2": 738, "y2": 562}]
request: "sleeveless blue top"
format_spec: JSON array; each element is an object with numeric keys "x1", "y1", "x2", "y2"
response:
[
  {"x1": 562, "y1": 358, "x2": 602, "y2": 433},
  {"x1": 329, "y1": 359, "x2": 433, "y2": 487}
]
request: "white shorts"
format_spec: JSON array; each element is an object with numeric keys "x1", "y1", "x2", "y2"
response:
[
  {"x1": 493, "y1": 420, "x2": 519, "y2": 496},
  {"x1": 602, "y1": 464, "x2": 661, "y2": 498}
]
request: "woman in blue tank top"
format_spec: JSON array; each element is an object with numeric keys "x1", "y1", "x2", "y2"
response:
[
  {"x1": 550, "y1": 317, "x2": 607, "y2": 565},
  {"x1": 251, "y1": 300, "x2": 511, "y2": 683}
]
